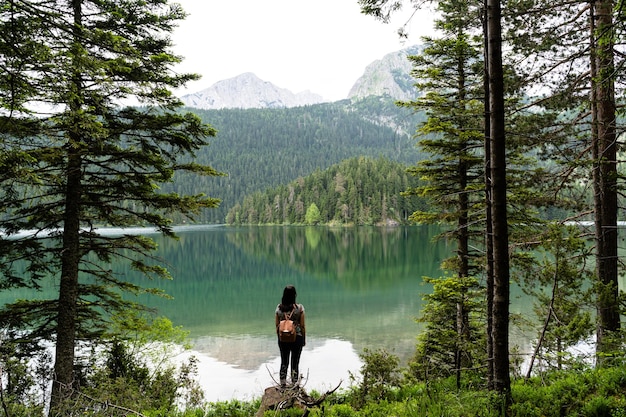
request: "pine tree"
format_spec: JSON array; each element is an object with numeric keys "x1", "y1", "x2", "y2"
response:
[
  {"x1": 0, "y1": 0, "x2": 221, "y2": 411},
  {"x1": 398, "y1": 0, "x2": 486, "y2": 386},
  {"x1": 305, "y1": 203, "x2": 322, "y2": 225},
  {"x1": 590, "y1": 0, "x2": 620, "y2": 362},
  {"x1": 505, "y1": 0, "x2": 623, "y2": 363}
]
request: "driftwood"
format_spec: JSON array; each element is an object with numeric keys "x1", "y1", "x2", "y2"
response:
[{"x1": 255, "y1": 381, "x2": 342, "y2": 417}]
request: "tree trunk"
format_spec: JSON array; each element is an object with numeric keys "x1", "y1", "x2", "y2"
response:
[
  {"x1": 486, "y1": 0, "x2": 511, "y2": 400},
  {"x1": 457, "y1": 35, "x2": 471, "y2": 391},
  {"x1": 482, "y1": 0, "x2": 495, "y2": 390},
  {"x1": 591, "y1": 0, "x2": 620, "y2": 363},
  {"x1": 50, "y1": 0, "x2": 84, "y2": 412},
  {"x1": 51, "y1": 152, "x2": 82, "y2": 409}
]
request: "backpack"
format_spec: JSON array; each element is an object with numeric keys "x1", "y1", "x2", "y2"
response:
[{"x1": 278, "y1": 305, "x2": 297, "y2": 342}]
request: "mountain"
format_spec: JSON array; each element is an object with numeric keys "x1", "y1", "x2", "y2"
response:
[
  {"x1": 168, "y1": 46, "x2": 428, "y2": 224},
  {"x1": 347, "y1": 45, "x2": 421, "y2": 101},
  {"x1": 180, "y1": 72, "x2": 327, "y2": 109},
  {"x1": 179, "y1": 45, "x2": 421, "y2": 110}
]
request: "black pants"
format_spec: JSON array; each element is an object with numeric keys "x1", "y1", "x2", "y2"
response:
[{"x1": 278, "y1": 335, "x2": 304, "y2": 383}]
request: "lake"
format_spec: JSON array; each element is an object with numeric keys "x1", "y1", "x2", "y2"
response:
[
  {"x1": 134, "y1": 224, "x2": 450, "y2": 402},
  {"x1": 2, "y1": 225, "x2": 544, "y2": 402}
]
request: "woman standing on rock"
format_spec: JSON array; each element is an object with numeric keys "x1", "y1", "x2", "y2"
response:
[{"x1": 275, "y1": 285, "x2": 306, "y2": 386}]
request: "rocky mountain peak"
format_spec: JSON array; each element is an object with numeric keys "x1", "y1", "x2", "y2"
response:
[
  {"x1": 347, "y1": 45, "x2": 421, "y2": 101},
  {"x1": 180, "y1": 72, "x2": 327, "y2": 110},
  {"x1": 179, "y1": 45, "x2": 422, "y2": 109}
]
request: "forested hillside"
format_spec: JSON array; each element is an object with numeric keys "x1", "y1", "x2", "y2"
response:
[
  {"x1": 167, "y1": 97, "x2": 427, "y2": 223},
  {"x1": 225, "y1": 156, "x2": 426, "y2": 225}
]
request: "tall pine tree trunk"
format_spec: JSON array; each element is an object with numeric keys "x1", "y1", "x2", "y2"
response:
[
  {"x1": 591, "y1": 0, "x2": 620, "y2": 363},
  {"x1": 50, "y1": 0, "x2": 84, "y2": 411},
  {"x1": 486, "y1": 0, "x2": 511, "y2": 399},
  {"x1": 456, "y1": 38, "x2": 472, "y2": 390},
  {"x1": 51, "y1": 152, "x2": 82, "y2": 408},
  {"x1": 482, "y1": 0, "x2": 495, "y2": 389}
]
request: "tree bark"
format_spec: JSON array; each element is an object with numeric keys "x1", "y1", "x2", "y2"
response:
[
  {"x1": 50, "y1": 0, "x2": 84, "y2": 411},
  {"x1": 486, "y1": 0, "x2": 511, "y2": 399},
  {"x1": 51, "y1": 152, "x2": 82, "y2": 409},
  {"x1": 591, "y1": 0, "x2": 620, "y2": 363},
  {"x1": 482, "y1": 0, "x2": 495, "y2": 389},
  {"x1": 456, "y1": 31, "x2": 471, "y2": 391}
]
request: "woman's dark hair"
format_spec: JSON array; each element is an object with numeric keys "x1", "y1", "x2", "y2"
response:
[{"x1": 280, "y1": 285, "x2": 297, "y2": 311}]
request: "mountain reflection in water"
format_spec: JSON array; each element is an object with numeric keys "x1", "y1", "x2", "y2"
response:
[{"x1": 1, "y1": 224, "x2": 609, "y2": 401}]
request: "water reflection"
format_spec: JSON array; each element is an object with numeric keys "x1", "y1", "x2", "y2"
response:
[
  {"x1": 148, "y1": 225, "x2": 447, "y2": 401},
  {"x1": 1, "y1": 224, "x2": 612, "y2": 402},
  {"x1": 186, "y1": 336, "x2": 362, "y2": 403},
  {"x1": 125, "y1": 225, "x2": 447, "y2": 359},
  {"x1": 0, "y1": 225, "x2": 449, "y2": 401}
]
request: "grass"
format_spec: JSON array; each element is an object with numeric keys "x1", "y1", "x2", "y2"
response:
[{"x1": 181, "y1": 366, "x2": 626, "y2": 417}]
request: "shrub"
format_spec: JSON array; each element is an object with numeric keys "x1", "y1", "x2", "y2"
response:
[
  {"x1": 326, "y1": 403, "x2": 356, "y2": 417},
  {"x1": 581, "y1": 396, "x2": 615, "y2": 417},
  {"x1": 205, "y1": 399, "x2": 259, "y2": 417},
  {"x1": 348, "y1": 348, "x2": 401, "y2": 408}
]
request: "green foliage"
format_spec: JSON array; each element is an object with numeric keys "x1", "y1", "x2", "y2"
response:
[
  {"x1": 322, "y1": 403, "x2": 356, "y2": 417},
  {"x1": 108, "y1": 311, "x2": 193, "y2": 364},
  {"x1": 47, "y1": 355, "x2": 202, "y2": 417},
  {"x1": 262, "y1": 407, "x2": 308, "y2": 417},
  {"x1": 349, "y1": 348, "x2": 401, "y2": 408},
  {"x1": 510, "y1": 367, "x2": 626, "y2": 417},
  {"x1": 226, "y1": 156, "x2": 425, "y2": 225},
  {"x1": 408, "y1": 275, "x2": 486, "y2": 383},
  {"x1": 82, "y1": 314, "x2": 205, "y2": 413},
  {"x1": 513, "y1": 223, "x2": 595, "y2": 374},
  {"x1": 400, "y1": 0, "x2": 486, "y2": 274},
  {"x1": 0, "y1": 332, "x2": 50, "y2": 415},
  {"x1": 398, "y1": 0, "x2": 594, "y2": 396},
  {"x1": 197, "y1": 399, "x2": 259, "y2": 417},
  {"x1": 0, "y1": 343, "x2": 47, "y2": 416},
  {"x1": 329, "y1": 367, "x2": 626, "y2": 416},
  {"x1": 8, "y1": 364, "x2": 614, "y2": 417},
  {"x1": 304, "y1": 203, "x2": 322, "y2": 225},
  {"x1": 0, "y1": 0, "x2": 222, "y2": 404},
  {"x1": 185, "y1": 99, "x2": 427, "y2": 223},
  {"x1": 0, "y1": 315, "x2": 205, "y2": 416}
]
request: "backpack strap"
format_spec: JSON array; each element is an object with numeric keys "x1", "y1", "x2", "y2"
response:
[{"x1": 282, "y1": 304, "x2": 298, "y2": 320}]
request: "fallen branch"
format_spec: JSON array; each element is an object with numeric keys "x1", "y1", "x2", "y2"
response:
[{"x1": 255, "y1": 380, "x2": 342, "y2": 417}]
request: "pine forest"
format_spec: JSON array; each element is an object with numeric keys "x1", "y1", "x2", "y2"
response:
[{"x1": 225, "y1": 156, "x2": 426, "y2": 225}]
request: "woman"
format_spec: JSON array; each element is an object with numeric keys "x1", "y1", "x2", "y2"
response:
[{"x1": 275, "y1": 285, "x2": 306, "y2": 386}]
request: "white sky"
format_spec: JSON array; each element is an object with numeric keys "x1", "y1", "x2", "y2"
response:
[{"x1": 171, "y1": 0, "x2": 436, "y2": 101}]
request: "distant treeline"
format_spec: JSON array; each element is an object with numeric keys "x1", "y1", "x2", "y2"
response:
[{"x1": 226, "y1": 156, "x2": 427, "y2": 225}]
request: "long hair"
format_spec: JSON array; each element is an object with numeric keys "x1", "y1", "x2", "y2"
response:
[{"x1": 279, "y1": 285, "x2": 297, "y2": 312}]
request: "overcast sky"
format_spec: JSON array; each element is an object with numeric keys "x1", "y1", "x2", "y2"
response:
[{"x1": 171, "y1": 0, "x2": 436, "y2": 101}]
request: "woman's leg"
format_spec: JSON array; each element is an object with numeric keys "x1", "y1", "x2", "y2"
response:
[
  {"x1": 290, "y1": 337, "x2": 304, "y2": 384},
  {"x1": 278, "y1": 342, "x2": 290, "y2": 385}
]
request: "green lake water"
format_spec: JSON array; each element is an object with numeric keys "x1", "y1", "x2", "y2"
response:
[
  {"x1": 1, "y1": 225, "x2": 551, "y2": 401},
  {"x1": 136, "y1": 225, "x2": 449, "y2": 401}
]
